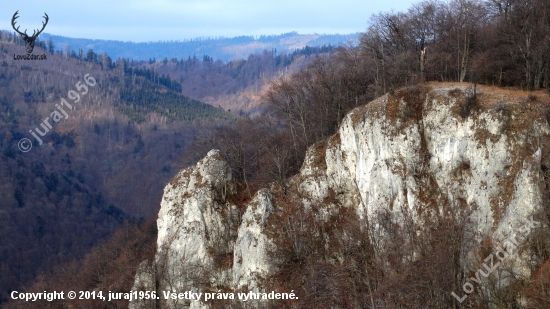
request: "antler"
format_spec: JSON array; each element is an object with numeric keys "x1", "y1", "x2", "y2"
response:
[
  {"x1": 11, "y1": 11, "x2": 49, "y2": 39},
  {"x1": 11, "y1": 10, "x2": 26, "y2": 36},
  {"x1": 30, "y1": 13, "x2": 49, "y2": 39}
]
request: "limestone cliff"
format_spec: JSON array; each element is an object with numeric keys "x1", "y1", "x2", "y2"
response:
[{"x1": 130, "y1": 83, "x2": 550, "y2": 308}]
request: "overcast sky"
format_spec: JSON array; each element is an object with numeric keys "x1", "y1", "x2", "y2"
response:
[{"x1": 2, "y1": 0, "x2": 415, "y2": 42}]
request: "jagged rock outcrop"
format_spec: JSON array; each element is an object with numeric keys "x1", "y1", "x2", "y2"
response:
[
  {"x1": 155, "y1": 149, "x2": 239, "y2": 309},
  {"x1": 232, "y1": 189, "x2": 275, "y2": 291},
  {"x1": 130, "y1": 83, "x2": 550, "y2": 308}
]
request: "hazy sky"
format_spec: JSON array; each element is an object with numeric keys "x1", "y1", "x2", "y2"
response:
[{"x1": 2, "y1": 0, "x2": 414, "y2": 42}]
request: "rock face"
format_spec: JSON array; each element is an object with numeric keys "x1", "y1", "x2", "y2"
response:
[
  {"x1": 130, "y1": 84, "x2": 550, "y2": 308},
  {"x1": 154, "y1": 149, "x2": 239, "y2": 309},
  {"x1": 232, "y1": 189, "x2": 275, "y2": 292}
]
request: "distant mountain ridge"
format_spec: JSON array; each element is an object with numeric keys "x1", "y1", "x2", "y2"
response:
[{"x1": 34, "y1": 31, "x2": 359, "y2": 62}]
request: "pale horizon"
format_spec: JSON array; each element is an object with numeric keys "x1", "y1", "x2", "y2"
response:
[{"x1": 1, "y1": 0, "x2": 414, "y2": 42}]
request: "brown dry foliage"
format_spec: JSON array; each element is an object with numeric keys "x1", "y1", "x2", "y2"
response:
[
  {"x1": 3, "y1": 219, "x2": 157, "y2": 309},
  {"x1": 386, "y1": 85, "x2": 430, "y2": 123},
  {"x1": 263, "y1": 192, "x2": 376, "y2": 309},
  {"x1": 459, "y1": 86, "x2": 479, "y2": 118}
]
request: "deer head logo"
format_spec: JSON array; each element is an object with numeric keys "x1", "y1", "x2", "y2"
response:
[{"x1": 11, "y1": 11, "x2": 49, "y2": 54}]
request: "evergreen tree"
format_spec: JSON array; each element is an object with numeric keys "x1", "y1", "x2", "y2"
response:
[{"x1": 47, "y1": 38, "x2": 54, "y2": 55}]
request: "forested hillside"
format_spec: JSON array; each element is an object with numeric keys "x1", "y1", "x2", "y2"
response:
[
  {"x1": 125, "y1": 44, "x2": 335, "y2": 114},
  {"x1": 0, "y1": 32, "x2": 233, "y2": 303}
]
